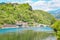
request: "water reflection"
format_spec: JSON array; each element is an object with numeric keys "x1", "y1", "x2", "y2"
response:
[{"x1": 0, "y1": 27, "x2": 56, "y2": 40}]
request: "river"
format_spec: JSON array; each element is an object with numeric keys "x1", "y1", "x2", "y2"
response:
[{"x1": 0, "y1": 27, "x2": 57, "y2": 40}]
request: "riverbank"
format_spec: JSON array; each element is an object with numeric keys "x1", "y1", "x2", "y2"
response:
[{"x1": 0, "y1": 23, "x2": 50, "y2": 29}]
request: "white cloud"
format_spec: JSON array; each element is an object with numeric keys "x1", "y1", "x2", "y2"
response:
[
  {"x1": 30, "y1": 0, "x2": 60, "y2": 11},
  {"x1": 10, "y1": 0, "x2": 33, "y2": 4}
]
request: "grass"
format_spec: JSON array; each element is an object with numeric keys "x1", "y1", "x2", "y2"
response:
[{"x1": 0, "y1": 30, "x2": 55, "y2": 40}]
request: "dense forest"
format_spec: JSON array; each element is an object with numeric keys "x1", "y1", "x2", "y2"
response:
[{"x1": 0, "y1": 3, "x2": 55, "y2": 26}]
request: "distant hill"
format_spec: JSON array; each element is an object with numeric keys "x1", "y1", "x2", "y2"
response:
[
  {"x1": 49, "y1": 9, "x2": 60, "y2": 19},
  {"x1": 0, "y1": 3, "x2": 55, "y2": 26}
]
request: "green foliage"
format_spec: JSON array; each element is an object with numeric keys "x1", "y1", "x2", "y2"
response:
[
  {"x1": 52, "y1": 20, "x2": 60, "y2": 30},
  {"x1": 0, "y1": 3, "x2": 55, "y2": 25},
  {"x1": 32, "y1": 10, "x2": 56, "y2": 25},
  {"x1": 52, "y1": 20, "x2": 60, "y2": 40}
]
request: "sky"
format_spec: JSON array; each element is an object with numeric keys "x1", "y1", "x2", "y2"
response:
[{"x1": 0, "y1": 0, "x2": 60, "y2": 11}]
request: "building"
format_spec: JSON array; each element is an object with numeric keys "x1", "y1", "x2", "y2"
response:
[{"x1": 16, "y1": 21, "x2": 29, "y2": 28}]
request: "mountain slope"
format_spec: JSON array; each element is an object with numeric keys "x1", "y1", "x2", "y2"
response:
[
  {"x1": 49, "y1": 9, "x2": 60, "y2": 19},
  {"x1": 0, "y1": 3, "x2": 55, "y2": 26}
]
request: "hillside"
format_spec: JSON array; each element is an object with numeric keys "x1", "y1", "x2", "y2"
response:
[
  {"x1": 0, "y1": 3, "x2": 56, "y2": 26},
  {"x1": 49, "y1": 9, "x2": 60, "y2": 19},
  {"x1": 56, "y1": 14, "x2": 60, "y2": 19}
]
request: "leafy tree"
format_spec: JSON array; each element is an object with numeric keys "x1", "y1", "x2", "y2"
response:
[{"x1": 52, "y1": 20, "x2": 60, "y2": 40}]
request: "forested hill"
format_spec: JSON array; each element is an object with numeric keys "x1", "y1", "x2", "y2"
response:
[
  {"x1": 49, "y1": 9, "x2": 60, "y2": 20},
  {"x1": 0, "y1": 3, "x2": 55, "y2": 26}
]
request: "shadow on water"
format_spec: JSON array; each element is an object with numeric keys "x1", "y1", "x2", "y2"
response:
[{"x1": 0, "y1": 27, "x2": 57, "y2": 40}]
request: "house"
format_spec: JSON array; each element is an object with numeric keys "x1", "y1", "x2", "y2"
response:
[
  {"x1": 21, "y1": 22, "x2": 29, "y2": 28},
  {"x1": 16, "y1": 21, "x2": 29, "y2": 28},
  {"x1": 16, "y1": 21, "x2": 23, "y2": 28}
]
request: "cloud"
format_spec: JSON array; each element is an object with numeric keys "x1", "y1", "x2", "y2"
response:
[
  {"x1": 7, "y1": 0, "x2": 33, "y2": 4},
  {"x1": 30, "y1": 0, "x2": 60, "y2": 11}
]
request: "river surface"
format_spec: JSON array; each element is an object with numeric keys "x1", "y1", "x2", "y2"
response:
[
  {"x1": 0, "y1": 27, "x2": 56, "y2": 40},
  {"x1": 0, "y1": 27, "x2": 54, "y2": 33}
]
